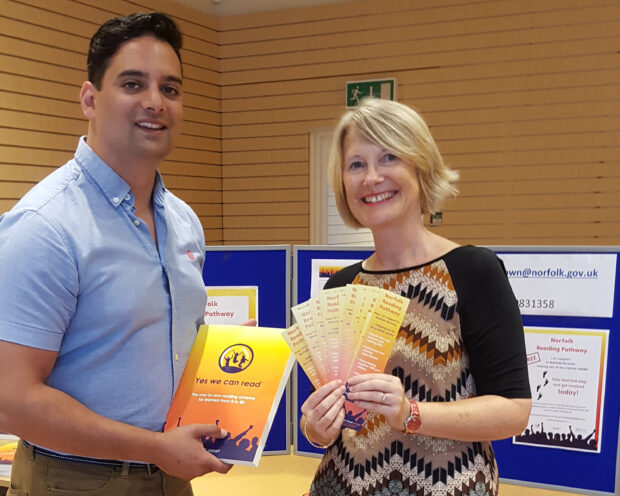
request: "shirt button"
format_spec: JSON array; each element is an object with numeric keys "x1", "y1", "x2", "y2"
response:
[
  {"x1": 175, "y1": 354, "x2": 179, "y2": 361},
  {"x1": 124, "y1": 194, "x2": 131, "y2": 201},
  {"x1": 113, "y1": 197, "x2": 120, "y2": 204},
  {"x1": 133, "y1": 219, "x2": 140, "y2": 226}
]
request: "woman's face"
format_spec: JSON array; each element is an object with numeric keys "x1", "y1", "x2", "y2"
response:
[{"x1": 342, "y1": 127, "x2": 422, "y2": 231}]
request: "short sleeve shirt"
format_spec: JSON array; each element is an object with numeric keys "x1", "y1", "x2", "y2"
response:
[{"x1": 0, "y1": 137, "x2": 207, "y2": 432}]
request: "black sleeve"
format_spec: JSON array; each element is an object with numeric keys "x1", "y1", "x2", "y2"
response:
[
  {"x1": 445, "y1": 247, "x2": 531, "y2": 399},
  {"x1": 323, "y1": 261, "x2": 363, "y2": 289}
]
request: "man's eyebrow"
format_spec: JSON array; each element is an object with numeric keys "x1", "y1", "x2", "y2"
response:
[
  {"x1": 164, "y1": 75, "x2": 183, "y2": 86},
  {"x1": 117, "y1": 70, "x2": 183, "y2": 86},
  {"x1": 117, "y1": 70, "x2": 147, "y2": 80}
]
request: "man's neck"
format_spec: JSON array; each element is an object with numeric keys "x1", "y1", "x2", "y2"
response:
[
  {"x1": 120, "y1": 168, "x2": 159, "y2": 246},
  {"x1": 123, "y1": 169, "x2": 158, "y2": 213},
  {"x1": 84, "y1": 136, "x2": 160, "y2": 211}
]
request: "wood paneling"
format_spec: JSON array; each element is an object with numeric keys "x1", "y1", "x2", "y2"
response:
[
  {"x1": 1, "y1": 0, "x2": 222, "y2": 242},
  {"x1": 217, "y1": 0, "x2": 620, "y2": 246},
  {"x1": 223, "y1": 202, "x2": 308, "y2": 216},
  {"x1": 2, "y1": 0, "x2": 619, "y2": 247}
]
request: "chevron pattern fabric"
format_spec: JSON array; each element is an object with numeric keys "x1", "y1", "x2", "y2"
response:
[{"x1": 308, "y1": 259, "x2": 499, "y2": 496}]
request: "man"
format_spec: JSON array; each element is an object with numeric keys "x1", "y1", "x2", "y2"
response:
[{"x1": 0, "y1": 12, "x2": 230, "y2": 495}]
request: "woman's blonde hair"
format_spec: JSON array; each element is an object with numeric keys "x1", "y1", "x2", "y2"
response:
[{"x1": 328, "y1": 98, "x2": 459, "y2": 228}]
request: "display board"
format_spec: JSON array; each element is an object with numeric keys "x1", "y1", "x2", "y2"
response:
[
  {"x1": 203, "y1": 245, "x2": 291, "y2": 455},
  {"x1": 490, "y1": 247, "x2": 619, "y2": 495},
  {"x1": 292, "y1": 245, "x2": 619, "y2": 495}
]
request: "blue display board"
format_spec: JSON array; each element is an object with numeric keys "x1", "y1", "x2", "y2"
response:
[
  {"x1": 203, "y1": 245, "x2": 291, "y2": 455},
  {"x1": 292, "y1": 246, "x2": 373, "y2": 456},
  {"x1": 489, "y1": 247, "x2": 620, "y2": 495},
  {"x1": 292, "y1": 245, "x2": 619, "y2": 495}
]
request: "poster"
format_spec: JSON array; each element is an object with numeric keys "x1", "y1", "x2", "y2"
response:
[
  {"x1": 205, "y1": 286, "x2": 258, "y2": 324},
  {"x1": 497, "y1": 253, "x2": 617, "y2": 317},
  {"x1": 310, "y1": 258, "x2": 363, "y2": 298},
  {"x1": 514, "y1": 327, "x2": 609, "y2": 453}
]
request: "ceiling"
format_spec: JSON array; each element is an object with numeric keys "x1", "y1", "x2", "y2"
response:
[{"x1": 172, "y1": 0, "x2": 353, "y2": 16}]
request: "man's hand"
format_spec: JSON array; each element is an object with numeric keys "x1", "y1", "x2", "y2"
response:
[{"x1": 153, "y1": 424, "x2": 232, "y2": 480}]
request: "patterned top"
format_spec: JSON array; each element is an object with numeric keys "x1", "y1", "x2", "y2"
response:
[{"x1": 308, "y1": 246, "x2": 530, "y2": 496}]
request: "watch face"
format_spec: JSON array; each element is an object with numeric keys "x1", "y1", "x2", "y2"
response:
[
  {"x1": 405, "y1": 415, "x2": 421, "y2": 434},
  {"x1": 404, "y1": 401, "x2": 421, "y2": 434}
]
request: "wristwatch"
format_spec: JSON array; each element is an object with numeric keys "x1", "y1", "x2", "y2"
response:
[{"x1": 403, "y1": 400, "x2": 421, "y2": 434}]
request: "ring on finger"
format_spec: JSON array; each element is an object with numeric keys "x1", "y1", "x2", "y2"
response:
[{"x1": 381, "y1": 393, "x2": 387, "y2": 403}]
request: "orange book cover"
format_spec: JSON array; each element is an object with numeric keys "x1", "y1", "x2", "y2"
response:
[
  {"x1": 0, "y1": 435, "x2": 17, "y2": 477},
  {"x1": 164, "y1": 324, "x2": 294, "y2": 467}
]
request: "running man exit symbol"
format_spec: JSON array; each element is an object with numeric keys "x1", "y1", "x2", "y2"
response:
[{"x1": 346, "y1": 79, "x2": 396, "y2": 108}]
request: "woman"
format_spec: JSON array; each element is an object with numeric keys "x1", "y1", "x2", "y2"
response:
[{"x1": 301, "y1": 98, "x2": 532, "y2": 496}]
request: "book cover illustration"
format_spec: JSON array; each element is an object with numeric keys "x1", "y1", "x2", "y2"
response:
[
  {"x1": 285, "y1": 285, "x2": 409, "y2": 431},
  {"x1": 0, "y1": 434, "x2": 17, "y2": 477},
  {"x1": 165, "y1": 324, "x2": 295, "y2": 466}
]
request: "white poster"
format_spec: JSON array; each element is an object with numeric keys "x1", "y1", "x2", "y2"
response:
[
  {"x1": 514, "y1": 327, "x2": 609, "y2": 453},
  {"x1": 310, "y1": 258, "x2": 363, "y2": 298},
  {"x1": 497, "y1": 253, "x2": 617, "y2": 317},
  {"x1": 204, "y1": 287, "x2": 258, "y2": 325}
]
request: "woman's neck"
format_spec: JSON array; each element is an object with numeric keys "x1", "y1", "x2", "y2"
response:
[{"x1": 365, "y1": 224, "x2": 458, "y2": 271}]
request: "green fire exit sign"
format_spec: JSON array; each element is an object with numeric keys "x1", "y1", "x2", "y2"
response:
[{"x1": 346, "y1": 78, "x2": 396, "y2": 108}]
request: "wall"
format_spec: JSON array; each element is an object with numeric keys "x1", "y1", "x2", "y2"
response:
[
  {"x1": 0, "y1": 0, "x2": 223, "y2": 243},
  {"x1": 1, "y1": 0, "x2": 619, "y2": 246},
  {"x1": 217, "y1": 0, "x2": 620, "y2": 245}
]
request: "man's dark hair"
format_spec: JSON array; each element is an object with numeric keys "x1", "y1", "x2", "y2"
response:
[{"x1": 87, "y1": 12, "x2": 182, "y2": 89}]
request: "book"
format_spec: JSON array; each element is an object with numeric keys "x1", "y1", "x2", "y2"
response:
[
  {"x1": 165, "y1": 324, "x2": 295, "y2": 467},
  {"x1": 0, "y1": 434, "x2": 17, "y2": 477},
  {"x1": 286, "y1": 285, "x2": 409, "y2": 430}
]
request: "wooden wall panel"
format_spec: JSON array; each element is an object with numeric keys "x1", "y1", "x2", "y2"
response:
[
  {"x1": 0, "y1": 0, "x2": 222, "y2": 242},
  {"x1": 218, "y1": 0, "x2": 620, "y2": 246},
  {"x1": 2, "y1": 0, "x2": 619, "y2": 247},
  {"x1": 218, "y1": 0, "x2": 612, "y2": 42}
]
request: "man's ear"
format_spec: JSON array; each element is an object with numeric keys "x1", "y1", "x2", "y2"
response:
[{"x1": 80, "y1": 81, "x2": 97, "y2": 119}]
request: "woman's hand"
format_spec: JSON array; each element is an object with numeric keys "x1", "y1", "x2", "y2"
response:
[
  {"x1": 349, "y1": 374, "x2": 532, "y2": 441},
  {"x1": 346, "y1": 373, "x2": 410, "y2": 431},
  {"x1": 301, "y1": 379, "x2": 346, "y2": 446}
]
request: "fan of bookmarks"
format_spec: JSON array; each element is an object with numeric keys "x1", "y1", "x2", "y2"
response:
[{"x1": 283, "y1": 285, "x2": 409, "y2": 430}]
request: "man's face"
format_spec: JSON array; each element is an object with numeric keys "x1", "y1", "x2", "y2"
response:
[{"x1": 81, "y1": 35, "x2": 183, "y2": 172}]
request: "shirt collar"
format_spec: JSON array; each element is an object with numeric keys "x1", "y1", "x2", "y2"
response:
[
  {"x1": 74, "y1": 137, "x2": 167, "y2": 208},
  {"x1": 152, "y1": 171, "x2": 167, "y2": 206}
]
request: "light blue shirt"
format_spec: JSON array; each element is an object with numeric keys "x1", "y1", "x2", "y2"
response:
[{"x1": 0, "y1": 137, "x2": 207, "y2": 433}]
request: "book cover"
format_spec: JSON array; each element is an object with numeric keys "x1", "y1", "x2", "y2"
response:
[
  {"x1": 0, "y1": 434, "x2": 17, "y2": 477},
  {"x1": 165, "y1": 324, "x2": 295, "y2": 467}
]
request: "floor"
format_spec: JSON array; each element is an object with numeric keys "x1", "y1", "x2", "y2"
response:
[
  {"x1": 191, "y1": 453, "x2": 583, "y2": 496},
  {"x1": 0, "y1": 455, "x2": 591, "y2": 496}
]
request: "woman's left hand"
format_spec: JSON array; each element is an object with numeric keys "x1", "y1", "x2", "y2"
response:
[{"x1": 346, "y1": 373, "x2": 410, "y2": 430}]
